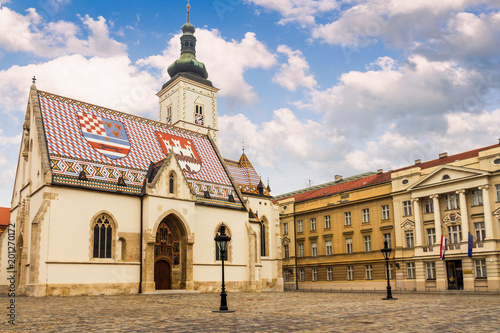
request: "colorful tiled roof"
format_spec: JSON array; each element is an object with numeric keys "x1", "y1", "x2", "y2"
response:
[
  {"x1": 38, "y1": 90, "x2": 241, "y2": 206},
  {"x1": 224, "y1": 154, "x2": 271, "y2": 197}
]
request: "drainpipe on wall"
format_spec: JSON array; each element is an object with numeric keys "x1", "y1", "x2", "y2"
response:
[
  {"x1": 294, "y1": 213, "x2": 298, "y2": 291},
  {"x1": 139, "y1": 194, "x2": 143, "y2": 294}
]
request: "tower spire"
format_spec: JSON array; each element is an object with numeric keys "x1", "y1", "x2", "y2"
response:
[{"x1": 187, "y1": 1, "x2": 190, "y2": 23}]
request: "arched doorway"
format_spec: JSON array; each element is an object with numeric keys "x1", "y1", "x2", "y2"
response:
[{"x1": 154, "y1": 215, "x2": 186, "y2": 290}]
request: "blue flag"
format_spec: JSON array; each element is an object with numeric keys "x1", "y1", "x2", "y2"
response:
[{"x1": 468, "y1": 232, "x2": 473, "y2": 258}]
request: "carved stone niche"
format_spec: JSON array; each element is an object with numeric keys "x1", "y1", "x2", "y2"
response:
[
  {"x1": 442, "y1": 212, "x2": 462, "y2": 226},
  {"x1": 281, "y1": 236, "x2": 290, "y2": 246},
  {"x1": 401, "y1": 219, "x2": 415, "y2": 231}
]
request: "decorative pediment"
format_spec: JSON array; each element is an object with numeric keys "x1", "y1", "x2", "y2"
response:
[
  {"x1": 493, "y1": 207, "x2": 500, "y2": 217},
  {"x1": 408, "y1": 165, "x2": 489, "y2": 191},
  {"x1": 442, "y1": 212, "x2": 462, "y2": 225},
  {"x1": 401, "y1": 219, "x2": 415, "y2": 231},
  {"x1": 282, "y1": 236, "x2": 290, "y2": 245}
]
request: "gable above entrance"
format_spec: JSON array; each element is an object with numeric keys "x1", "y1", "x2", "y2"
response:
[{"x1": 407, "y1": 165, "x2": 489, "y2": 191}]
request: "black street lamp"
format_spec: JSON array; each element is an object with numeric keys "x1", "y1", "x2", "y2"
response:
[
  {"x1": 213, "y1": 224, "x2": 235, "y2": 313},
  {"x1": 381, "y1": 240, "x2": 397, "y2": 300}
]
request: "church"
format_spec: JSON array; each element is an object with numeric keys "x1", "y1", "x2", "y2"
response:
[{"x1": 0, "y1": 6, "x2": 282, "y2": 296}]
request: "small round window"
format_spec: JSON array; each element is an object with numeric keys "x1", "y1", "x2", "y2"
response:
[
  {"x1": 442, "y1": 174, "x2": 450, "y2": 180},
  {"x1": 402, "y1": 179, "x2": 409, "y2": 185},
  {"x1": 493, "y1": 158, "x2": 500, "y2": 165}
]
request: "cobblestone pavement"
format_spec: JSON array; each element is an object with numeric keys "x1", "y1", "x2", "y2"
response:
[{"x1": 2, "y1": 291, "x2": 500, "y2": 332}]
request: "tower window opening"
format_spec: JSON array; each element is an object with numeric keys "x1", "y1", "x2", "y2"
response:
[{"x1": 195, "y1": 104, "x2": 204, "y2": 125}]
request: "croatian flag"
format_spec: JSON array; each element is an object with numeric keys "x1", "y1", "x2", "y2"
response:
[{"x1": 440, "y1": 235, "x2": 447, "y2": 260}]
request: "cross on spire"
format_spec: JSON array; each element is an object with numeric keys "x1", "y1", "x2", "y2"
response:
[
  {"x1": 242, "y1": 139, "x2": 245, "y2": 154},
  {"x1": 32, "y1": 76, "x2": 36, "y2": 84}
]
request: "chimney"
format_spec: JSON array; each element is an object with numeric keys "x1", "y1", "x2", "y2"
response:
[
  {"x1": 335, "y1": 175, "x2": 343, "y2": 182},
  {"x1": 439, "y1": 152, "x2": 448, "y2": 159},
  {"x1": 377, "y1": 169, "x2": 383, "y2": 174},
  {"x1": 414, "y1": 159, "x2": 421, "y2": 165}
]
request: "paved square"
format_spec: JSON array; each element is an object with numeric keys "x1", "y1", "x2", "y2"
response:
[{"x1": 2, "y1": 291, "x2": 499, "y2": 332}]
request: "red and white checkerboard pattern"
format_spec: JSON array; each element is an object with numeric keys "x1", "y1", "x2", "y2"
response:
[
  {"x1": 38, "y1": 91, "x2": 233, "y2": 192},
  {"x1": 78, "y1": 112, "x2": 105, "y2": 135}
]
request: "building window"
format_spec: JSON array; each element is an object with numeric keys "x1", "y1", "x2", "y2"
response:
[
  {"x1": 195, "y1": 104, "x2": 204, "y2": 125},
  {"x1": 362, "y1": 208, "x2": 370, "y2": 223},
  {"x1": 346, "y1": 238, "x2": 353, "y2": 254},
  {"x1": 407, "y1": 262, "x2": 415, "y2": 279},
  {"x1": 324, "y1": 215, "x2": 331, "y2": 229},
  {"x1": 427, "y1": 228, "x2": 436, "y2": 246},
  {"x1": 365, "y1": 265, "x2": 373, "y2": 280},
  {"x1": 347, "y1": 266, "x2": 354, "y2": 281},
  {"x1": 426, "y1": 262, "x2": 436, "y2": 280},
  {"x1": 299, "y1": 269, "x2": 305, "y2": 282},
  {"x1": 344, "y1": 212, "x2": 352, "y2": 226},
  {"x1": 474, "y1": 222, "x2": 485, "y2": 242},
  {"x1": 385, "y1": 263, "x2": 393, "y2": 280},
  {"x1": 284, "y1": 270, "x2": 290, "y2": 282},
  {"x1": 284, "y1": 244, "x2": 289, "y2": 259},
  {"x1": 260, "y1": 221, "x2": 267, "y2": 257},
  {"x1": 471, "y1": 189, "x2": 483, "y2": 206},
  {"x1": 311, "y1": 242, "x2": 317, "y2": 256},
  {"x1": 403, "y1": 201, "x2": 412, "y2": 216},
  {"x1": 327, "y1": 267, "x2": 333, "y2": 281},
  {"x1": 405, "y1": 231, "x2": 414, "y2": 248},
  {"x1": 474, "y1": 259, "x2": 487, "y2": 278},
  {"x1": 445, "y1": 193, "x2": 459, "y2": 210},
  {"x1": 298, "y1": 243, "x2": 304, "y2": 257},
  {"x1": 166, "y1": 105, "x2": 172, "y2": 124},
  {"x1": 448, "y1": 225, "x2": 462, "y2": 244},
  {"x1": 325, "y1": 240, "x2": 332, "y2": 255},
  {"x1": 283, "y1": 222, "x2": 288, "y2": 235},
  {"x1": 496, "y1": 184, "x2": 500, "y2": 201},
  {"x1": 168, "y1": 173, "x2": 175, "y2": 194},
  {"x1": 383, "y1": 233, "x2": 392, "y2": 248},
  {"x1": 310, "y1": 218, "x2": 316, "y2": 231},
  {"x1": 424, "y1": 198, "x2": 434, "y2": 213},
  {"x1": 381, "y1": 205, "x2": 390, "y2": 220},
  {"x1": 92, "y1": 214, "x2": 114, "y2": 259},
  {"x1": 312, "y1": 268, "x2": 318, "y2": 282},
  {"x1": 297, "y1": 220, "x2": 303, "y2": 233},
  {"x1": 364, "y1": 235, "x2": 372, "y2": 252}
]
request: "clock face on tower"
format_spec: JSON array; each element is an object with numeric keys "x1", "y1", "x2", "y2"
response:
[{"x1": 195, "y1": 114, "x2": 204, "y2": 125}]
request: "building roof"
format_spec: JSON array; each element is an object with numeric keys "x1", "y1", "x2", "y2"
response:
[
  {"x1": 224, "y1": 154, "x2": 271, "y2": 197},
  {"x1": 0, "y1": 207, "x2": 9, "y2": 227},
  {"x1": 274, "y1": 142, "x2": 500, "y2": 204},
  {"x1": 394, "y1": 143, "x2": 500, "y2": 172},
  {"x1": 37, "y1": 90, "x2": 242, "y2": 207}
]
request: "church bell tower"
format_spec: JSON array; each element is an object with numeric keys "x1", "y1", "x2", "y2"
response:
[{"x1": 157, "y1": 4, "x2": 219, "y2": 145}]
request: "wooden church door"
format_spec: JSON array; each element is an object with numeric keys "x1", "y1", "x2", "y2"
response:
[{"x1": 154, "y1": 260, "x2": 171, "y2": 290}]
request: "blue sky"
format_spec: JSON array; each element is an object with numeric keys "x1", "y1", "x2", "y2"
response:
[{"x1": 0, "y1": 0, "x2": 499, "y2": 206}]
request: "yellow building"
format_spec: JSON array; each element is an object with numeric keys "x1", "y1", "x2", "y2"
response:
[
  {"x1": 392, "y1": 143, "x2": 500, "y2": 292},
  {"x1": 275, "y1": 171, "x2": 397, "y2": 290}
]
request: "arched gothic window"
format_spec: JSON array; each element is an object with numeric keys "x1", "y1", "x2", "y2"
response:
[
  {"x1": 260, "y1": 221, "x2": 266, "y2": 257},
  {"x1": 93, "y1": 214, "x2": 114, "y2": 258}
]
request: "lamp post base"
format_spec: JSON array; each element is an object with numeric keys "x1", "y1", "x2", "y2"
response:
[
  {"x1": 213, "y1": 309, "x2": 236, "y2": 313},
  {"x1": 382, "y1": 297, "x2": 398, "y2": 300}
]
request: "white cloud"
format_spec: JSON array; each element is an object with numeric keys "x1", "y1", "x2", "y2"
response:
[
  {"x1": 0, "y1": 5, "x2": 126, "y2": 58},
  {"x1": 138, "y1": 29, "x2": 277, "y2": 106},
  {"x1": 0, "y1": 54, "x2": 159, "y2": 117},
  {"x1": 273, "y1": 45, "x2": 316, "y2": 91},
  {"x1": 245, "y1": 0, "x2": 339, "y2": 26},
  {"x1": 299, "y1": 55, "x2": 491, "y2": 137}
]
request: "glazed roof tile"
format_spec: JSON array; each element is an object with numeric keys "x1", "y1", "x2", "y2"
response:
[
  {"x1": 38, "y1": 90, "x2": 241, "y2": 206},
  {"x1": 224, "y1": 154, "x2": 271, "y2": 197}
]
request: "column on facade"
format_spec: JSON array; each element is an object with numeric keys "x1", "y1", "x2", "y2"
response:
[
  {"x1": 431, "y1": 195, "x2": 442, "y2": 242},
  {"x1": 456, "y1": 189, "x2": 469, "y2": 242},
  {"x1": 412, "y1": 198, "x2": 423, "y2": 246},
  {"x1": 479, "y1": 185, "x2": 494, "y2": 239}
]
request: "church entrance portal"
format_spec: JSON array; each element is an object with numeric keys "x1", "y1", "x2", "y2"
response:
[{"x1": 153, "y1": 215, "x2": 186, "y2": 290}]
